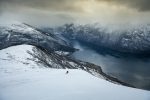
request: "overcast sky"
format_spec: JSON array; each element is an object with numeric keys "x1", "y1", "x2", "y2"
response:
[{"x1": 0, "y1": 0, "x2": 150, "y2": 27}]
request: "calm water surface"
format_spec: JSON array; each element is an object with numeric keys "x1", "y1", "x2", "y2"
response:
[{"x1": 72, "y1": 41, "x2": 150, "y2": 90}]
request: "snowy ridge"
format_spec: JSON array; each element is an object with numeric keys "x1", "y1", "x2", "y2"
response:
[
  {"x1": 0, "y1": 45, "x2": 149, "y2": 100},
  {"x1": 0, "y1": 44, "x2": 135, "y2": 88},
  {"x1": 0, "y1": 23, "x2": 76, "y2": 52}
]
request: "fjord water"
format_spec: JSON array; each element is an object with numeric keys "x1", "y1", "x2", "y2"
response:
[{"x1": 72, "y1": 41, "x2": 150, "y2": 90}]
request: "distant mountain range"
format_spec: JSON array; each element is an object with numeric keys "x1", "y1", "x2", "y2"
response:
[{"x1": 43, "y1": 23, "x2": 150, "y2": 56}]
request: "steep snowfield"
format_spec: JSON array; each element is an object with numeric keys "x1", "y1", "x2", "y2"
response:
[{"x1": 0, "y1": 45, "x2": 150, "y2": 100}]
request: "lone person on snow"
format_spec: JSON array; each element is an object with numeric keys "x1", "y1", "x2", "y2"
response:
[{"x1": 66, "y1": 71, "x2": 69, "y2": 74}]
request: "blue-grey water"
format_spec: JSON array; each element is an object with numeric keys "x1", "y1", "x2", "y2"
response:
[{"x1": 72, "y1": 41, "x2": 150, "y2": 90}]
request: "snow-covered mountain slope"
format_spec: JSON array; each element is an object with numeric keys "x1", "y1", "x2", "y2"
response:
[
  {"x1": 0, "y1": 45, "x2": 149, "y2": 100},
  {"x1": 0, "y1": 23, "x2": 75, "y2": 52},
  {"x1": 0, "y1": 23, "x2": 136, "y2": 87},
  {"x1": 27, "y1": 45, "x2": 136, "y2": 87},
  {"x1": 54, "y1": 24, "x2": 150, "y2": 55}
]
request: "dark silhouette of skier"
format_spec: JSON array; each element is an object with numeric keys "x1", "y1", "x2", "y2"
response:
[{"x1": 66, "y1": 71, "x2": 69, "y2": 74}]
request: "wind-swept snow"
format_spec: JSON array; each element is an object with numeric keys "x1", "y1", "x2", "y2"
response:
[{"x1": 0, "y1": 45, "x2": 150, "y2": 100}]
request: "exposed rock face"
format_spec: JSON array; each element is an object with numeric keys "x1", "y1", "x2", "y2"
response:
[{"x1": 0, "y1": 23, "x2": 76, "y2": 52}]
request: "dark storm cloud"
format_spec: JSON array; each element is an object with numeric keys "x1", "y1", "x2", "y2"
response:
[
  {"x1": 97, "y1": 0, "x2": 150, "y2": 11},
  {"x1": 1, "y1": 0, "x2": 150, "y2": 12}
]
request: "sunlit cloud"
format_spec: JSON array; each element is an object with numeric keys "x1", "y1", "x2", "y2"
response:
[{"x1": 0, "y1": 0, "x2": 150, "y2": 26}]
